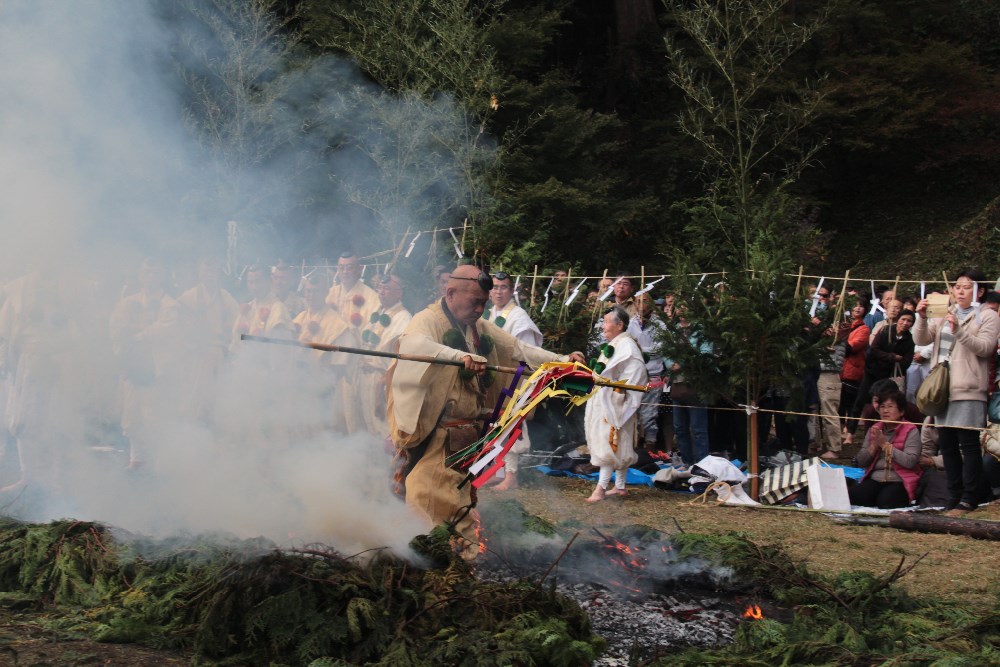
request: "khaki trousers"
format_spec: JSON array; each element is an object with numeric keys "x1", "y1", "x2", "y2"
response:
[{"x1": 817, "y1": 371, "x2": 842, "y2": 452}]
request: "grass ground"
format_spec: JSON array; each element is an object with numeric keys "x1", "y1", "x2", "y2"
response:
[
  {"x1": 1, "y1": 470, "x2": 997, "y2": 666},
  {"x1": 489, "y1": 472, "x2": 1000, "y2": 610}
]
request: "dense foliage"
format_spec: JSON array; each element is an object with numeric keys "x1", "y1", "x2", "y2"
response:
[
  {"x1": 0, "y1": 518, "x2": 603, "y2": 666},
  {"x1": 667, "y1": 532, "x2": 1000, "y2": 666}
]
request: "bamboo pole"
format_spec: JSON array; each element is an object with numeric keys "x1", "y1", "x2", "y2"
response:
[
  {"x1": 833, "y1": 270, "x2": 850, "y2": 325},
  {"x1": 794, "y1": 264, "x2": 804, "y2": 300},
  {"x1": 241, "y1": 335, "x2": 649, "y2": 391},
  {"x1": 530, "y1": 265, "x2": 538, "y2": 308}
]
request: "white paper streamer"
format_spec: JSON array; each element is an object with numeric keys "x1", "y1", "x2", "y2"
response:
[
  {"x1": 635, "y1": 275, "x2": 666, "y2": 297},
  {"x1": 404, "y1": 231, "x2": 421, "y2": 258},
  {"x1": 598, "y1": 276, "x2": 622, "y2": 302},
  {"x1": 565, "y1": 278, "x2": 587, "y2": 306},
  {"x1": 809, "y1": 276, "x2": 825, "y2": 318},
  {"x1": 297, "y1": 268, "x2": 315, "y2": 292},
  {"x1": 540, "y1": 277, "x2": 555, "y2": 312},
  {"x1": 920, "y1": 281, "x2": 926, "y2": 299},
  {"x1": 448, "y1": 228, "x2": 464, "y2": 258},
  {"x1": 513, "y1": 274, "x2": 521, "y2": 306},
  {"x1": 868, "y1": 280, "x2": 884, "y2": 315}
]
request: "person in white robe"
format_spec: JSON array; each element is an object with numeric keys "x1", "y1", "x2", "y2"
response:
[
  {"x1": 585, "y1": 305, "x2": 648, "y2": 502},
  {"x1": 482, "y1": 272, "x2": 544, "y2": 489}
]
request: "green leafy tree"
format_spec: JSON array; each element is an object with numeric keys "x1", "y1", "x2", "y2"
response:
[
  {"x1": 660, "y1": 0, "x2": 831, "y2": 484},
  {"x1": 298, "y1": 0, "x2": 505, "y2": 244}
]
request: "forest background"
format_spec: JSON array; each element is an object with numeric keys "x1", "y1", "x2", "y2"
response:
[{"x1": 164, "y1": 0, "x2": 1000, "y2": 281}]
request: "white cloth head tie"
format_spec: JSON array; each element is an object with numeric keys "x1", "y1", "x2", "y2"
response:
[{"x1": 809, "y1": 276, "x2": 825, "y2": 318}]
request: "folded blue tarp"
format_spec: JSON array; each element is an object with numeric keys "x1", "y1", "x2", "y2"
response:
[{"x1": 534, "y1": 460, "x2": 864, "y2": 486}]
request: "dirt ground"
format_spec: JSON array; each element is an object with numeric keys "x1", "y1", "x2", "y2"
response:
[
  {"x1": 1, "y1": 472, "x2": 997, "y2": 666},
  {"x1": 0, "y1": 609, "x2": 189, "y2": 667}
]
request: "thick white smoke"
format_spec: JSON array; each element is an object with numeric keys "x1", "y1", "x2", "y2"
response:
[{"x1": 0, "y1": 0, "x2": 466, "y2": 555}]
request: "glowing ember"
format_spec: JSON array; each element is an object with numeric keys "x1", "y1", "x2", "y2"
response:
[{"x1": 742, "y1": 604, "x2": 764, "y2": 620}]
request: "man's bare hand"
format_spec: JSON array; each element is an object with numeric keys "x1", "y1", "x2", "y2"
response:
[
  {"x1": 567, "y1": 351, "x2": 586, "y2": 364},
  {"x1": 462, "y1": 354, "x2": 487, "y2": 374}
]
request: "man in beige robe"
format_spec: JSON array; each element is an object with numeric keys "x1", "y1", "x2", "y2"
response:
[
  {"x1": 359, "y1": 273, "x2": 412, "y2": 437},
  {"x1": 109, "y1": 258, "x2": 180, "y2": 468},
  {"x1": 225, "y1": 265, "x2": 296, "y2": 456},
  {"x1": 293, "y1": 273, "x2": 359, "y2": 435},
  {"x1": 175, "y1": 257, "x2": 239, "y2": 423},
  {"x1": 272, "y1": 261, "x2": 306, "y2": 320},
  {"x1": 388, "y1": 265, "x2": 585, "y2": 557},
  {"x1": 232, "y1": 265, "x2": 293, "y2": 346},
  {"x1": 325, "y1": 252, "x2": 378, "y2": 330},
  {"x1": 0, "y1": 272, "x2": 83, "y2": 490}
]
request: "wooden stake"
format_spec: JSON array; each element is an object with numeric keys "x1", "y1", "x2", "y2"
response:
[
  {"x1": 530, "y1": 265, "x2": 538, "y2": 308},
  {"x1": 833, "y1": 270, "x2": 850, "y2": 325}
]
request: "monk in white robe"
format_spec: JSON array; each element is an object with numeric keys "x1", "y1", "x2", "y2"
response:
[
  {"x1": 293, "y1": 274, "x2": 359, "y2": 435},
  {"x1": 175, "y1": 257, "x2": 239, "y2": 423},
  {"x1": 585, "y1": 306, "x2": 648, "y2": 502},
  {"x1": 325, "y1": 253, "x2": 378, "y2": 329},
  {"x1": 388, "y1": 265, "x2": 585, "y2": 557},
  {"x1": 482, "y1": 273, "x2": 544, "y2": 489},
  {"x1": 359, "y1": 273, "x2": 412, "y2": 438}
]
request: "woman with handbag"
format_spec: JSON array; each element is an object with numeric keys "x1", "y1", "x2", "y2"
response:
[{"x1": 914, "y1": 268, "x2": 1000, "y2": 516}]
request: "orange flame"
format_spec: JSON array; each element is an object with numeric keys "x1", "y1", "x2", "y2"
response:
[{"x1": 742, "y1": 604, "x2": 764, "y2": 620}]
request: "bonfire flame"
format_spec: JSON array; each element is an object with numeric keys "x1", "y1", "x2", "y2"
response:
[{"x1": 742, "y1": 604, "x2": 764, "y2": 620}]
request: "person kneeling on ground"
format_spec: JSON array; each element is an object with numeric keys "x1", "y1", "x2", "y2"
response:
[{"x1": 849, "y1": 385, "x2": 922, "y2": 509}]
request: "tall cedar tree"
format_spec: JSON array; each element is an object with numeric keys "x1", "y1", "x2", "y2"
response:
[{"x1": 659, "y1": 0, "x2": 831, "y2": 417}]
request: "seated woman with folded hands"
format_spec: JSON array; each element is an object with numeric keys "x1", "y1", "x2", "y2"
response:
[{"x1": 849, "y1": 385, "x2": 922, "y2": 509}]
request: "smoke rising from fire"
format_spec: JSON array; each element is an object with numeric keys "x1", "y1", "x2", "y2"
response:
[{"x1": 0, "y1": 0, "x2": 489, "y2": 554}]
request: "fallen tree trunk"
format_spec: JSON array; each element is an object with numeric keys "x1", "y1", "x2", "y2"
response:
[{"x1": 886, "y1": 512, "x2": 1000, "y2": 541}]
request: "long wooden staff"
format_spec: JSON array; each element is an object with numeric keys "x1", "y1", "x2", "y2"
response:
[{"x1": 241, "y1": 334, "x2": 649, "y2": 392}]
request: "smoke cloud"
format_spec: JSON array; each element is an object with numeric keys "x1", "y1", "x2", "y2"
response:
[{"x1": 0, "y1": 0, "x2": 489, "y2": 555}]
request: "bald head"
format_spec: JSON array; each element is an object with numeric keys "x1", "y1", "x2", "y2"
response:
[
  {"x1": 448, "y1": 264, "x2": 485, "y2": 288},
  {"x1": 446, "y1": 265, "x2": 489, "y2": 326}
]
